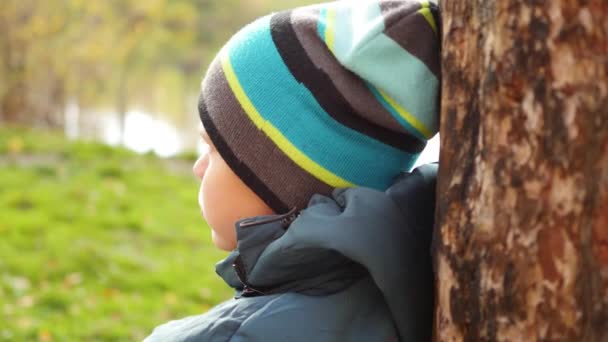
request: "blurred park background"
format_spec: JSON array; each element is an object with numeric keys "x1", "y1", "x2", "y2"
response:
[{"x1": 0, "y1": 0, "x2": 439, "y2": 341}]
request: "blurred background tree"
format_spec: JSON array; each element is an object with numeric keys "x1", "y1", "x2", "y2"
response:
[{"x1": 0, "y1": 0, "x2": 315, "y2": 148}]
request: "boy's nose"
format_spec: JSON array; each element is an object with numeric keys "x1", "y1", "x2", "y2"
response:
[{"x1": 192, "y1": 152, "x2": 210, "y2": 180}]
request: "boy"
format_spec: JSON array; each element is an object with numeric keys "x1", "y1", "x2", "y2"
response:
[{"x1": 146, "y1": 0, "x2": 440, "y2": 340}]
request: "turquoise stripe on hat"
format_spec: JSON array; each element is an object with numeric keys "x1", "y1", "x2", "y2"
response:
[
  {"x1": 317, "y1": 7, "x2": 327, "y2": 43},
  {"x1": 350, "y1": 33, "x2": 439, "y2": 136},
  {"x1": 332, "y1": 1, "x2": 378, "y2": 60},
  {"x1": 226, "y1": 14, "x2": 414, "y2": 189},
  {"x1": 317, "y1": 0, "x2": 439, "y2": 137}
]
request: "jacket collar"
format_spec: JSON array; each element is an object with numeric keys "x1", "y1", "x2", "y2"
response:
[{"x1": 216, "y1": 205, "x2": 367, "y2": 297}]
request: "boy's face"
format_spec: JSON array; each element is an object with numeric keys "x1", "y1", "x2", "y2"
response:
[{"x1": 193, "y1": 125, "x2": 274, "y2": 251}]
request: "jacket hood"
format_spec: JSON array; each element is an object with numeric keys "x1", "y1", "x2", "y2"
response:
[{"x1": 216, "y1": 163, "x2": 437, "y2": 341}]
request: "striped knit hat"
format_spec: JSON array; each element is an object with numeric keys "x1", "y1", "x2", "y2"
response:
[{"x1": 199, "y1": 0, "x2": 440, "y2": 213}]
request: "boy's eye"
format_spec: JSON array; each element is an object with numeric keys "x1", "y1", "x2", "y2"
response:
[{"x1": 200, "y1": 132, "x2": 215, "y2": 149}]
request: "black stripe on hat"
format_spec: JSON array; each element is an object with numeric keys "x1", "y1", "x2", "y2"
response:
[
  {"x1": 198, "y1": 95, "x2": 290, "y2": 214},
  {"x1": 429, "y1": 2, "x2": 442, "y2": 38},
  {"x1": 269, "y1": 11, "x2": 426, "y2": 154},
  {"x1": 380, "y1": 1, "x2": 441, "y2": 79}
]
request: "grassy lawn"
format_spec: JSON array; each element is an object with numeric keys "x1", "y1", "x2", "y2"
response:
[{"x1": 0, "y1": 127, "x2": 234, "y2": 341}]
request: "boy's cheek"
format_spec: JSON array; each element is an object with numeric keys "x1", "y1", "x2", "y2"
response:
[
  {"x1": 198, "y1": 172, "x2": 238, "y2": 250},
  {"x1": 197, "y1": 183, "x2": 206, "y2": 217},
  {"x1": 199, "y1": 163, "x2": 220, "y2": 216},
  {"x1": 199, "y1": 174, "x2": 217, "y2": 221}
]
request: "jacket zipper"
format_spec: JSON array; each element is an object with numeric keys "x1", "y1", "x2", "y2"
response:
[
  {"x1": 233, "y1": 208, "x2": 300, "y2": 297},
  {"x1": 239, "y1": 207, "x2": 299, "y2": 229},
  {"x1": 232, "y1": 255, "x2": 267, "y2": 297}
]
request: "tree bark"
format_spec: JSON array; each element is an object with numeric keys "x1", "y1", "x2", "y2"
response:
[{"x1": 434, "y1": 1, "x2": 608, "y2": 341}]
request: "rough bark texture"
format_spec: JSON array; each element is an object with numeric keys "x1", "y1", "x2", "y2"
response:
[{"x1": 434, "y1": 0, "x2": 608, "y2": 341}]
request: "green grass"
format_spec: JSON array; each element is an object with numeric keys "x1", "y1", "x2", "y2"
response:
[{"x1": 0, "y1": 126, "x2": 234, "y2": 341}]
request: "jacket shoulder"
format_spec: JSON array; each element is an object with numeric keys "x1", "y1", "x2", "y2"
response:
[{"x1": 231, "y1": 278, "x2": 397, "y2": 342}]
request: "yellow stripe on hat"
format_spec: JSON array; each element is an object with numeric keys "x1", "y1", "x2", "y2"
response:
[
  {"x1": 418, "y1": 1, "x2": 437, "y2": 34},
  {"x1": 325, "y1": 7, "x2": 336, "y2": 53},
  {"x1": 377, "y1": 87, "x2": 433, "y2": 139},
  {"x1": 220, "y1": 49, "x2": 354, "y2": 189}
]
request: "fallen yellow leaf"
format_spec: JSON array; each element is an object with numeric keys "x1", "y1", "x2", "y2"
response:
[
  {"x1": 38, "y1": 329, "x2": 53, "y2": 342},
  {"x1": 7, "y1": 137, "x2": 24, "y2": 155}
]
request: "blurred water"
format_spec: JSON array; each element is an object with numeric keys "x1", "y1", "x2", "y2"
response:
[
  {"x1": 105, "y1": 111, "x2": 183, "y2": 157},
  {"x1": 63, "y1": 100, "x2": 440, "y2": 164},
  {"x1": 64, "y1": 102, "x2": 200, "y2": 157}
]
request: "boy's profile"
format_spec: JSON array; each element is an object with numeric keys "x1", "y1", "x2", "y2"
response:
[{"x1": 146, "y1": 0, "x2": 440, "y2": 341}]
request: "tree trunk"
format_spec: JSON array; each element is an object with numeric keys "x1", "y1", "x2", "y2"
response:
[
  {"x1": 0, "y1": 82, "x2": 28, "y2": 123},
  {"x1": 434, "y1": 1, "x2": 608, "y2": 341}
]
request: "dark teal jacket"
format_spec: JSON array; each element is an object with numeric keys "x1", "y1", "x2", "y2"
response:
[{"x1": 145, "y1": 164, "x2": 437, "y2": 342}]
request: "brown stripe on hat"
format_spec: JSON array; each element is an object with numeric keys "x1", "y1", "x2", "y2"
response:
[
  {"x1": 379, "y1": 1, "x2": 440, "y2": 78},
  {"x1": 271, "y1": 11, "x2": 424, "y2": 154},
  {"x1": 200, "y1": 58, "x2": 334, "y2": 212},
  {"x1": 291, "y1": 7, "x2": 417, "y2": 139},
  {"x1": 198, "y1": 96, "x2": 286, "y2": 213},
  {"x1": 378, "y1": 0, "x2": 421, "y2": 18}
]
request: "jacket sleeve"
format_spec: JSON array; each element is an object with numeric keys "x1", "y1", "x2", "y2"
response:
[{"x1": 143, "y1": 298, "x2": 266, "y2": 342}]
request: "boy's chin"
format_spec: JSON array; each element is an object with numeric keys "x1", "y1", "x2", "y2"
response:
[{"x1": 211, "y1": 230, "x2": 237, "y2": 251}]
